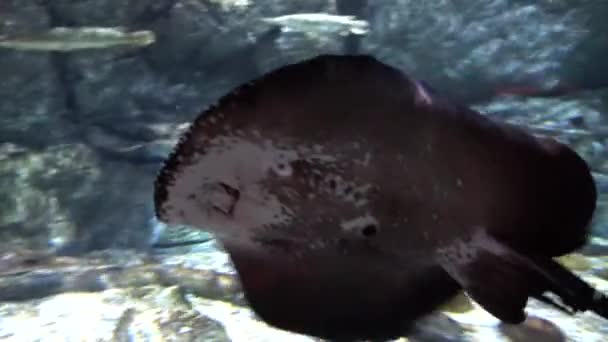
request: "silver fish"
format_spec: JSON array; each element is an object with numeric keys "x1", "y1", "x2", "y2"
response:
[
  {"x1": 261, "y1": 13, "x2": 369, "y2": 36},
  {"x1": 0, "y1": 27, "x2": 155, "y2": 51}
]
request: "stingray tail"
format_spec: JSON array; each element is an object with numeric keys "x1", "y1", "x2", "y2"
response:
[
  {"x1": 436, "y1": 230, "x2": 608, "y2": 322},
  {"x1": 531, "y1": 257, "x2": 608, "y2": 319}
]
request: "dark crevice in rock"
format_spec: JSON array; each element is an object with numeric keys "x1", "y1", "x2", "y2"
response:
[
  {"x1": 49, "y1": 54, "x2": 82, "y2": 125},
  {"x1": 132, "y1": 0, "x2": 179, "y2": 28},
  {"x1": 40, "y1": 2, "x2": 167, "y2": 167},
  {"x1": 0, "y1": 130, "x2": 50, "y2": 151},
  {"x1": 198, "y1": 0, "x2": 231, "y2": 28},
  {"x1": 44, "y1": 2, "x2": 83, "y2": 129},
  {"x1": 336, "y1": 0, "x2": 368, "y2": 54}
]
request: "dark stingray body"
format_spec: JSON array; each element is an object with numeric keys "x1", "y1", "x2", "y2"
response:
[{"x1": 154, "y1": 55, "x2": 605, "y2": 340}]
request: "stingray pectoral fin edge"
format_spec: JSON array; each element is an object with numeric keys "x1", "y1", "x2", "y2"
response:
[{"x1": 436, "y1": 229, "x2": 608, "y2": 323}]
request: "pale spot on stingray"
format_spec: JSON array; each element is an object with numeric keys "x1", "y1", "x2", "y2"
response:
[
  {"x1": 158, "y1": 136, "x2": 299, "y2": 242},
  {"x1": 308, "y1": 239, "x2": 326, "y2": 250},
  {"x1": 437, "y1": 237, "x2": 478, "y2": 267},
  {"x1": 414, "y1": 80, "x2": 433, "y2": 105},
  {"x1": 364, "y1": 152, "x2": 372, "y2": 165},
  {"x1": 342, "y1": 183, "x2": 372, "y2": 207},
  {"x1": 340, "y1": 214, "x2": 379, "y2": 235},
  {"x1": 456, "y1": 178, "x2": 464, "y2": 188},
  {"x1": 355, "y1": 152, "x2": 372, "y2": 167},
  {"x1": 354, "y1": 199, "x2": 369, "y2": 207}
]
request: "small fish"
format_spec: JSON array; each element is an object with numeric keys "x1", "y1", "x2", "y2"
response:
[
  {"x1": 261, "y1": 13, "x2": 370, "y2": 36},
  {"x1": 0, "y1": 27, "x2": 155, "y2": 51},
  {"x1": 154, "y1": 55, "x2": 607, "y2": 340}
]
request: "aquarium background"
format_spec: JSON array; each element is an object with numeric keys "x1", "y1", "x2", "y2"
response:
[{"x1": 1, "y1": 0, "x2": 607, "y2": 341}]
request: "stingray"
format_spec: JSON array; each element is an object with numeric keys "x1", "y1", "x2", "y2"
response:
[{"x1": 154, "y1": 54, "x2": 607, "y2": 341}]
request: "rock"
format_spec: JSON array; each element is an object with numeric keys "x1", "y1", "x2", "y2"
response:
[
  {"x1": 190, "y1": 297, "x2": 319, "y2": 342},
  {"x1": 0, "y1": 144, "x2": 98, "y2": 249},
  {"x1": 592, "y1": 258, "x2": 608, "y2": 281},
  {"x1": 580, "y1": 236, "x2": 608, "y2": 256},
  {"x1": 0, "y1": 288, "x2": 229, "y2": 341},
  {"x1": 409, "y1": 313, "x2": 465, "y2": 341},
  {"x1": 362, "y1": 0, "x2": 597, "y2": 104},
  {"x1": 0, "y1": 1, "x2": 70, "y2": 148},
  {"x1": 556, "y1": 253, "x2": 592, "y2": 272},
  {"x1": 440, "y1": 292, "x2": 475, "y2": 314},
  {"x1": 499, "y1": 315, "x2": 567, "y2": 342},
  {"x1": 0, "y1": 248, "x2": 244, "y2": 304},
  {"x1": 499, "y1": 316, "x2": 567, "y2": 342},
  {"x1": 2, "y1": 247, "x2": 608, "y2": 341}
]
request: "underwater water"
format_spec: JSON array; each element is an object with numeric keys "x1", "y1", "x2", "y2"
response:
[{"x1": 1, "y1": 0, "x2": 608, "y2": 341}]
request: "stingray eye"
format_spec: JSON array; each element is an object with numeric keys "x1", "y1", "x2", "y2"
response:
[
  {"x1": 361, "y1": 224, "x2": 378, "y2": 237},
  {"x1": 272, "y1": 161, "x2": 293, "y2": 177}
]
